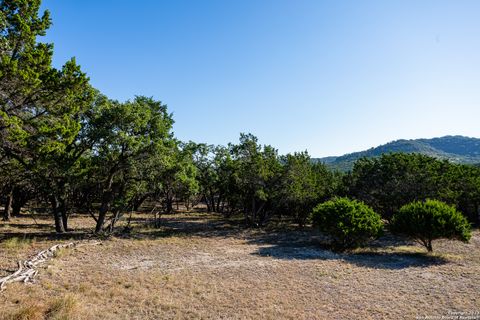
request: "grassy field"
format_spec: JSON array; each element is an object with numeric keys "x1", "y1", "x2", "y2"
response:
[{"x1": 0, "y1": 212, "x2": 479, "y2": 319}]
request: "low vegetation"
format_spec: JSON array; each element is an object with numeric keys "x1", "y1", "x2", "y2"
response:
[
  {"x1": 311, "y1": 198, "x2": 384, "y2": 251},
  {"x1": 391, "y1": 199, "x2": 472, "y2": 252},
  {"x1": 0, "y1": 1, "x2": 479, "y2": 318},
  {"x1": 4, "y1": 293, "x2": 81, "y2": 320},
  {"x1": 3, "y1": 237, "x2": 34, "y2": 251}
]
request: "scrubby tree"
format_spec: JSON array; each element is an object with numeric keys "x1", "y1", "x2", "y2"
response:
[
  {"x1": 347, "y1": 153, "x2": 480, "y2": 225},
  {"x1": 278, "y1": 152, "x2": 318, "y2": 226},
  {"x1": 150, "y1": 141, "x2": 199, "y2": 214},
  {"x1": 189, "y1": 143, "x2": 219, "y2": 212},
  {"x1": 231, "y1": 133, "x2": 282, "y2": 225},
  {"x1": 277, "y1": 152, "x2": 334, "y2": 227},
  {"x1": 435, "y1": 164, "x2": 480, "y2": 225},
  {"x1": 390, "y1": 199, "x2": 471, "y2": 252},
  {"x1": 311, "y1": 197, "x2": 384, "y2": 251},
  {"x1": 173, "y1": 145, "x2": 200, "y2": 211},
  {"x1": 1, "y1": 0, "x2": 479, "y2": 239},
  {"x1": 191, "y1": 143, "x2": 240, "y2": 214},
  {"x1": 348, "y1": 154, "x2": 447, "y2": 220},
  {"x1": 87, "y1": 96, "x2": 174, "y2": 233}
]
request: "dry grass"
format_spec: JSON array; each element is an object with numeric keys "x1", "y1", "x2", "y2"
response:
[
  {"x1": 45, "y1": 294, "x2": 82, "y2": 320},
  {"x1": 2, "y1": 294, "x2": 84, "y2": 320},
  {"x1": 3, "y1": 302, "x2": 46, "y2": 320},
  {"x1": 3, "y1": 237, "x2": 35, "y2": 250},
  {"x1": 1, "y1": 212, "x2": 479, "y2": 319}
]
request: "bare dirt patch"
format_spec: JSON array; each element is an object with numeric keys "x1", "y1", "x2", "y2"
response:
[{"x1": 1, "y1": 213, "x2": 479, "y2": 319}]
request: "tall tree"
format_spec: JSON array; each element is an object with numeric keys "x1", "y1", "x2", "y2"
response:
[
  {"x1": 231, "y1": 133, "x2": 282, "y2": 225},
  {"x1": 87, "y1": 96, "x2": 174, "y2": 233},
  {"x1": 0, "y1": 0, "x2": 93, "y2": 231},
  {"x1": 278, "y1": 152, "x2": 334, "y2": 227}
]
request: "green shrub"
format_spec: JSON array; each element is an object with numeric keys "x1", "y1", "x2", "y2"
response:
[
  {"x1": 391, "y1": 199, "x2": 471, "y2": 252},
  {"x1": 311, "y1": 197, "x2": 384, "y2": 251}
]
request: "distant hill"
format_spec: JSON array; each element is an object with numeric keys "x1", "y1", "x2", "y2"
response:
[{"x1": 314, "y1": 135, "x2": 480, "y2": 171}]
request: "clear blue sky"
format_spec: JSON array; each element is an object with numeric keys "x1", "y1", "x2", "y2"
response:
[{"x1": 41, "y1": 0, "x2": 480, "y2": 157}]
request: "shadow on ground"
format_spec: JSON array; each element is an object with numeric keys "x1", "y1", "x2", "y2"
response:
[
  {"x1": 244, "y1": 228, "x2": 449, "y2": 269},
  {"x1": 1, "y1": 212, "x2": 451, "y2": 270},
  {"x1": 0, "y1": 214, "x2": 95, "y2": 242},
  {"x1": 253, "y1": 244, "x2": 449, "y2": 269},
  {"x1": 132, "y1": 214, "x2": 449, "y2": 270},
  {"x1": 128, "y1": 213, "x2": 247, "y2": 239}
]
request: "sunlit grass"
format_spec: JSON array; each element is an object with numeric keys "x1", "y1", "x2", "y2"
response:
[{"x1": 2, "y1": 237, "x2": 35, "y2": 250}]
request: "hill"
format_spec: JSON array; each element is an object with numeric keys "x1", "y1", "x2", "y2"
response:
[{"x1": 315, "y1": 135, "x2": 480, "y2": 171}]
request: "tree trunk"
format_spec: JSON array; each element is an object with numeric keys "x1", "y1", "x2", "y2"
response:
[
  {"x1": 12, "y1": 187, "x2": 28, "y2": 217},
  {"x1": 60, "y1": 198, "x2": 69, "y2": 232},
  {"x1": 216, "y1": 195, "x2": 222, "y2": 212},
  {"x1": 109, "y1": 209, "x2": 122, "y2": 232},
  {"x1": 95, "y1": 171, "x2": 116, "y2": 233},
  {"x1": 166, "y1": 197, "x2": 173, "y2": 214},
  {"x1": 133, "y1": 194, "x2": 149, "y2": 211},
  {"x1": 12, "y1": 197, "x2": 23, "y2": 217},
  {"x1": 254, "y1": 201, "x2": 266, "y2": 227},
  {"x1": 243, "y1": 204, "x2": 249, "y2": 224},
  {"x1": 96, "y1": 190, "x2": 113, "y2": 233},
  {"x1": 426, "y1": 240, "x2": 433, "y2": 252},
  {"x1": 3, "y1": 188, "x2": 13, "y2": 221},
  {"x1": 251, "y1": 198, "x2": 256, "y2": 225},
  {"x1": 51, "y1": 196, "x2": 65, "y2": 233},
  {"x1": 201, "y1": 194, "x2": 210, "y2": 212},
  {"x1": 210, "y1": 196, "x2": 215, "y2": 213},
  {"x1": 207, "y1": 188, "x2": 215, "y2": 213}
]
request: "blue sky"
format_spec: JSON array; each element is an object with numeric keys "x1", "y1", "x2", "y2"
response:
[{"x1": 41, "y1": 0, "x2": 480, "y2": 157}]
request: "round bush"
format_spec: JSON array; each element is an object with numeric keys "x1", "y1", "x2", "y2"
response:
[
  {"x1": 391, "y1": 199, "x2": 471, "y2": 252},
  {"x1": 311, "y1": 197, "x2": 384, "y2": 251}
]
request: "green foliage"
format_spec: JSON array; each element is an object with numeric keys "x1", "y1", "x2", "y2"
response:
[
  {"x1": 0, "y1": 0, "x2": 93, "y2": 231},
  {"x1": 86, "y1": 96, "x2": 175, "y2": 232},
  {"x1": 346, "y1": 153, "x2": 480, "y2": 224},
  {"x1": 0, "y1": 0, "x2": 92, "y2": 163},
  {"x1": 347, "y1": 153, "x2": 441, "y2": 220},
  {"x1": 277, "y1": 152, "x2": 335, "y2": 226},
  {"x1": 391, "y1": 199, "x2": 472, "y2": 252},
  {"x1": 190, "y1": 143, "x2": 241, "y2": 214},
  {"x1": 1, "y1": 0, "x2": 479, "y2": 240},
  {"x1": 230, "y1": 133, "x2": 282, "y2": 225},
  {"x1": 146, "y1": 140, "x2": 199, "y2": 213},
  {"x1": 311, "y1": 197, "x2": 384, "y2": 251}
]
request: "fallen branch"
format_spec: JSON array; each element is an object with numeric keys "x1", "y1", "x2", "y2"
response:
[{"x1": 0, "y1": 241, "x2": 101, "y2": 291}]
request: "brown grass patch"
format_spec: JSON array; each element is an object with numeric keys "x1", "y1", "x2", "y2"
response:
[
  {"x1": 2, "y1": 294, "x2": 85, "y2": 320},
  {"x1": 45, "y1": 294, "x2": 81, "y2": 320},
  {"x1": 1, "y1": 212, "x2": 479, "y2": 319},
  {"x1": 3, "y1": 237, "x2": 35, "y2": 251},
  {"x1": 3, "y1": 302, "x2": 46, "y2": 320}
]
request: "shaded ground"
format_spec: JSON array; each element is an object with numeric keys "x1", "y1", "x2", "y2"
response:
[{"x1": 0, "y1": 212, "x2": 479, "y2": 319}]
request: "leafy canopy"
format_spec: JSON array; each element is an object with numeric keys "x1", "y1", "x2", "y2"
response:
[{"x1": 391, "y1": 199, "x2": 471, "y2": 252}]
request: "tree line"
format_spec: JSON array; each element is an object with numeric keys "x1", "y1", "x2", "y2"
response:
[{"x1": 1, "y1": 0, "x2": 479, "y2": 235}]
